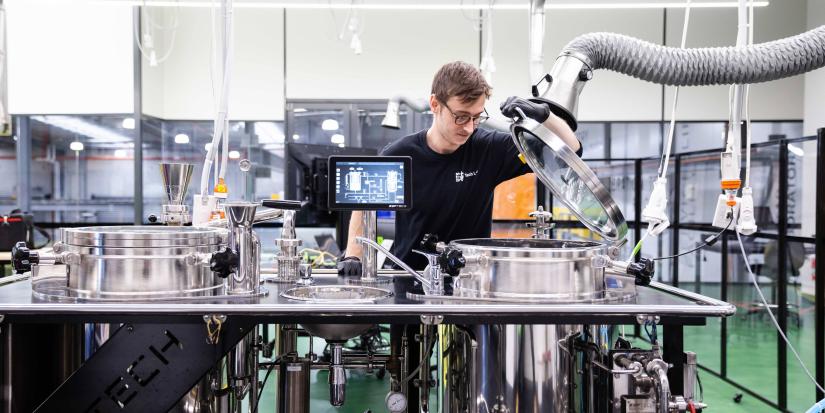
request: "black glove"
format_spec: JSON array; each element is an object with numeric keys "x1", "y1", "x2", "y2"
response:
[
  {"x1": 337, "y1": 256, "x2": 362, "y2": 276},
  {"x1": 500, "y1": 96, "x2": 550, "y2": 123}
]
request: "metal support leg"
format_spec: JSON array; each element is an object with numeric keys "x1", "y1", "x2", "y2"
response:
[{"x1": 663, "y1": 324, "x2": 684, "y2": 397}]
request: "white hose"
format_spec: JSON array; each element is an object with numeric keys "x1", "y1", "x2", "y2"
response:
[
  {"x1": 199, "y1": 0, "x2": 234, "y2": 196},
  {"x1": 736, "y1": 230, "x2": 825, "y2": 395},
  {"x1": 658, "y1": 0, "x2": 692, "y2": 178}
]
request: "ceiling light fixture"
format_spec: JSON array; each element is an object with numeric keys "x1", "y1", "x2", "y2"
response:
[
  {"x1": 228, "y1": 150, "x2": 241, "y2": 159},
  {"x1": 91, "y1": 1, "x2": 770, "y2": 10},
  {"x1": 322, "y1": 119, "x2": 340, "y2": 131},
  {"x1": 174, "y1": 133, "x2": 190, "y2": 144},
  {"x1": 70, "y1": 141, "x2": 84, "y2": 151},
  {"x1": 122, "y1": 117, "x2": 136, "y2": 130},
  {"x1": 330, "y1": 134, "x2": 345, "y2": 144}
]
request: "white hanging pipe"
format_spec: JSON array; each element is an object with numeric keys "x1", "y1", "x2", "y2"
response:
[
  {"x1": 726, "y1": 0, "x2": 749, "y2": 155},
  {"x1": 218, "y1": 0, "x2": 233, "y2": 180},
  {"x1": 200, "y1": 0, "x2": 233, "y2": 196},
  {"x1": 528, "y1": 0, "x2": 546, "y2": 83},
  {"x1": 658, "y1": 0, "x2": 692, "y2": 178},
  {"x1": 744, "y1": 0, "x2": 754, "y2": 187}
]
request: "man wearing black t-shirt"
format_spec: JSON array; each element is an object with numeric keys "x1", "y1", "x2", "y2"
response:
[{"x1": 339, "y1": 61, "x2": 582, "y2": 272}]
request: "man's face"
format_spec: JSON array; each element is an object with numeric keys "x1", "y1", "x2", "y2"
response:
[{"x1": 430, "y1": 95, "x2": 487, "y2": 148}]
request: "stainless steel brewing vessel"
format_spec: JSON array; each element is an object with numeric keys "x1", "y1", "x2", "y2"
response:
[
  {"x1": 57, "y1": 226, "x2": 227, "y2": 298},
  {"x1": 450, "y1": 238, "x2": 609, "y2": 302}
]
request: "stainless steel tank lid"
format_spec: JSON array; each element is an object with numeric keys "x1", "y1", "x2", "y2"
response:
[
  {"x1": 63, "y1": 226, "x2": 227, "y2": 247},
  {"x1": 510, "y1": 118, "x2": 628, "y2": 242}
]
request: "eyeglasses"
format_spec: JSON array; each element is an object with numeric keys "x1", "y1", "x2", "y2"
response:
[{"x1": 438, "y1": 100, "x2": 489, "y2": 126}]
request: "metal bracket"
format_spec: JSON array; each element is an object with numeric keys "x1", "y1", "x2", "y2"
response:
[
  {"x1": 636, "y1": 315, "x2": 660, "y2": 325},
  {"x1": 203, "y1": 314, "x2": 227, "y2": 344},
  {"x1": 420, "y1": 315, "x2": 444, "y2": 325}
]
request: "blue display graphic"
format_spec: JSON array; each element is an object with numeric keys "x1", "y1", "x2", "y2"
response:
[{"x1": 334, "y1": 161, "x2": 406, "y2": 205}]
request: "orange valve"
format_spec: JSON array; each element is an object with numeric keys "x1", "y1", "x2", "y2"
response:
[{"x1": 721, "y1": 179, "x2": 741, "y2": 190}]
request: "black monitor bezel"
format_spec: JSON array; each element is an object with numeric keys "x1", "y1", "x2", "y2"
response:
[{"x1": 327, "y1": 155, "x2": 413, "y2": 211}]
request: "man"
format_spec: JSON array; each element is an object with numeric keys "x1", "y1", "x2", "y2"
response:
[{"x1": 340, "y1": 61, "x2": 582, "y2": 273}]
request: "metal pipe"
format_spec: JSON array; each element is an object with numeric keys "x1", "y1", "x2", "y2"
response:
[
  {"x1": 356, "y1": 237, "x2": 431, "y2": 289},
  {"x1": 683, "y1": 351, "x2": 697, "y2": 402},
  {"x1": 647, "y1": 359, "x2": 671, "y2": 413},
  {"x1": 528, "y1": 0, "x2": 546, "y2": 82},
  {"x1": 329, "y1": 342, "x2": 346, "y2": 407},
  {"x1": 361, "y1": 211, "x2": 378, "y2": 280}
]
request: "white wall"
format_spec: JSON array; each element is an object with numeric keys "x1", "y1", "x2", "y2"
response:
[
  {"x1": 142, "y1": 7, "x2": 285, "y2": 121},
  {"x1": 7, "y1": 1, "x2": 134, "y2": 114},
  {"x1": 487, "y1": 9, "x2": 665, "y2": 123},
  {"x1": 285, "y1": 9, "x2": 479, "y2": 100},
  {"x1": 664, "y1": 2, "x2": 808, "y2": 121}
]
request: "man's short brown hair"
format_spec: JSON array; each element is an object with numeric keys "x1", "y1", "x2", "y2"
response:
[{"x1": 431, "y1": 61, "x2": 492, "y2": 105}]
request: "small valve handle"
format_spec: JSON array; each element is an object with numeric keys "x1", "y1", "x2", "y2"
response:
[
  {"x1": 438, "y1": 247, "x2": 466, "y2": 277},
  {"x1": 419, "y1": 234, "x2": 440, "y2": 254},
  {"x1": 210, "y1": 247, "x2": 239, "y2": 279},
  {"x1": 628, "y1": 257, "x2": 655, "y2": 286},
  {"x1": 12, "y1": 241, "x2": 37, "y2": 274}
]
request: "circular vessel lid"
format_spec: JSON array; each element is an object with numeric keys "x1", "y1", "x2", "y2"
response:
[
  {"x1": 451, "y1": 238, "x2": 604, "y2": 250},
  {"x1": 510, "y1": 118, "x2": 628, "y2": 242},
  {"x1": 63, "y1": 226, "x2": 227, "y2": 248}
]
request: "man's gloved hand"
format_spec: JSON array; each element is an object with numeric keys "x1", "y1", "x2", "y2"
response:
[
  {"x1": 500, "y1": 96, "x2": 550, "y2": 123},
  {"x1": 337, "y1": 256, "x2": 362, "y2": 276}
]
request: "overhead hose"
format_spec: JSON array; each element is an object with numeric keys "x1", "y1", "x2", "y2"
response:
[
  {"x1": 540, "y1": 25, "x2": 825, "y2": 130},
  {"x1": 564, "y1": 25, "x2": 825, "y2": 86}
]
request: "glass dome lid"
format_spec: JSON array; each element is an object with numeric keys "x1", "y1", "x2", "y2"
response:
[{"x1": 510, "y1": 117, "x2": 628, "y2": 243}]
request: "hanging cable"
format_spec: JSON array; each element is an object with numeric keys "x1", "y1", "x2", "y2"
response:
[
  {"x1": 133, "y1": 0, "x2": 180, "y2": 66},
  {"x1": 653, "y1": 215, "x2": 732, "y2": 261},
  {"x1": 736, "y1": 230, "x2": 825, "y2": 394}
]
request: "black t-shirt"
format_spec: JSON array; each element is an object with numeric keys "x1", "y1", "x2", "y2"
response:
[{"x1": 379, "y1": 128, "x2": 532, "y2": 270}]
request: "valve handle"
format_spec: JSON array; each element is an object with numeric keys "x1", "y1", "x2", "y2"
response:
[
  {"x1": 419, "y1": 233, "x2": 440, "y2": 254},
  {"x1": 261, "y1": 199, "x2": 304, "y2": 210},
  {"x1": 628, "y1": 257, "x2": 655, "y2": 286},
  {"x1": 11, "y1": 241, "x2": 37, "y2": 274},
  {"x1": 438, "y1": 247, "x2": 466, "y2": 277},
  {"x1": 210, "y1": 247, "x2": 239, "y2": 279}
]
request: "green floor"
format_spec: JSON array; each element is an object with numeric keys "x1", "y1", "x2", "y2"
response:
[{"x1": 253, "y1": 283, "x2": 821, "y2": 412}]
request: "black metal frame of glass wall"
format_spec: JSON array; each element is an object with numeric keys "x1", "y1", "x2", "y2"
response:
[{"x1": 547, "y1": 130, "x2": 824, "y2": 413}]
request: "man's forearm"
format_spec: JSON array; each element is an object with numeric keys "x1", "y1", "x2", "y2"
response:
[
  {"x1": 542, "y1": 112, "x2": 581, "y2": 153},
  {"x1": 344, "y1": 211, "x2": 364, "y2": 258}
]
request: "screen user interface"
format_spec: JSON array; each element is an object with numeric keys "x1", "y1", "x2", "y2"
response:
[{"x1": 334, "y1": 161, "x2": 406, "y2": 206}]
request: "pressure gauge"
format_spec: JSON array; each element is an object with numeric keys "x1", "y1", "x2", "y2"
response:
[{"x1": 385, "y1": 391, "x2": 407, "y2": 412}]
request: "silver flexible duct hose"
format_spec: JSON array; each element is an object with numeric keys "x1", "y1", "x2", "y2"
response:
[
  {"x1": 567, "y1": 26, "x2": 825, "y2": 86},
  {"x1": 540, "y1": 25, "x2": 825, "y2": 129}
]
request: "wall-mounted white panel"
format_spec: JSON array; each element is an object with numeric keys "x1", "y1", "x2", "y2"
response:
[
  {"x1": 286, "y1": 10, "x2": 479, "y2": 100},
  {"x1": 7, "y1": 1, "x2": 134, "y2": 114},
  {"x1": 663, "y1": 3, "x2": 806, "y2": 121},
  {"x1": 142, "y1": 7, "x2": 284, "y2": 121}
]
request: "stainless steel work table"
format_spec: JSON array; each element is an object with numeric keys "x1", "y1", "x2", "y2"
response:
[{"x1": 0, "y1": 270, "x2": 735, "y2": 325}]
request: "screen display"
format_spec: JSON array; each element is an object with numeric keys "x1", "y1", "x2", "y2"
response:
[{"x1": 328, "y1": 156, "x2": 412, "y2": 210}]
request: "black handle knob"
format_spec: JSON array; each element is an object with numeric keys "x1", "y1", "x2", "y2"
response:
[
  {"x1": 628, "y1": 257, "x2": 655, "y2": 286},
  {"x1": 147, "y1": 214, "x2": 158, "y2": 223},
  {"x1": 438, "y1": 247, "x2": 466, "y2": 277},
  {"x1": 261, "y1": 199, "x2": 304, "y2": 210},
  {"x1": 419, "y1": 234, "x2": 439, "y2": 254},
  {"x1": 12, "y1": 241, "x2": 37, "y2": 274},
  {"x1": 210, "y1": 248, "x2": 239, "y2": 279}
]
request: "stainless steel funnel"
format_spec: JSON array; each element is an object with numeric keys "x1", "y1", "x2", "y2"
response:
[{"x1": 159, "y1": 163, "x2": 194, "y2": 205}]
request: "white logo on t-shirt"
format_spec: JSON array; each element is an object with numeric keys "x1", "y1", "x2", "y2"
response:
[{"x1": 455, "y1": 170, "x2": 478, "y2": 182}]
